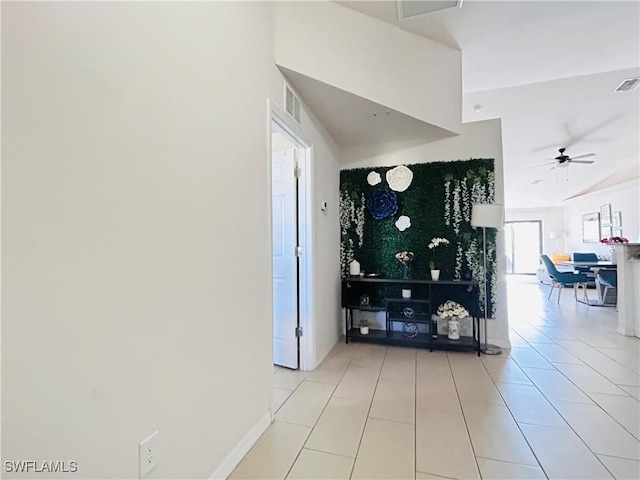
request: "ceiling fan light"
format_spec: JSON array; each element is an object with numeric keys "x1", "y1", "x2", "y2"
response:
[{"x1": 557, "y1": 162, "x2": 569, "y2": 168}]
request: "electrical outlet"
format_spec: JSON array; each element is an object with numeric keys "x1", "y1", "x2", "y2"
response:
[{"x1": 138, "y1": 430, "x2": 159, "y2": 478}]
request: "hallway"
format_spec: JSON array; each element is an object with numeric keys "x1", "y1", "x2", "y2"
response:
[{"x1": 231, "y1": 278, "x2": 640, "y2": 479}]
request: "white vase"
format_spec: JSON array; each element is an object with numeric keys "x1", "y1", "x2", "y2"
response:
[
  {"x1": 349, "y1": 259, "x2": 361, "y2": 276},
  {"x1": 447, "y1": 317, "x2": 460, "y2": 340},
  {"x1": 431, "y1": 269, "x2": 440, "y2": 281},
  {"x1": 360, "y1": 325, "x2": 369, "y2": 335},
  {"x1": 402, "y1": 288, "x2": 411, "y2": 298}
]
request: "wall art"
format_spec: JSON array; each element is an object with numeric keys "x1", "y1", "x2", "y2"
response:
[
  {"x1": 612, "y1": 211, "x2": 621, "y2": 228},
  {"x1": 600, "y1": 204, "x2": 612, "y2": 225},
  {"x1": 582, "y1": 212, "x2": 600, "y2": 243}
]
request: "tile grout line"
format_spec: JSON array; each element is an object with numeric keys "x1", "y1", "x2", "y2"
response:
[
  {"x1": 447, "y1": 351, "x2": 483, "y2": 479},
  {"x1": 283, "y1": 342, "x2": 357, "y2": 480},
  {"x1": 512, "y1": 322, "x2": 625, "y2": 478},
  {"x1": 478, "y1": 353, "x2": 550, "y2": 479},
  {"x1": 581, "y1": 390, "x2": 640, "y2": 442},
  {"x1": 595, "y1": 346, "x2": 640, "y2": 373},
  {"x1": 348, "y1": 345, "x2": 387, "y2": 480},
  {"x1": 519, "y1": 320, "x2": 640, "y2": 449},
  {"x1": 534, "y1": 339, "x2": 636, "y2": 397}
]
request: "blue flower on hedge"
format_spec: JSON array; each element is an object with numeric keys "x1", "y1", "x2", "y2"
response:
[{"x1": 367, "y1": 188, "x2": 398, "y2": 220}]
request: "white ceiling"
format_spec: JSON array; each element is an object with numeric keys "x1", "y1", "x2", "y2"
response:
[
  {"x1": 279, "y1": 67, "x2": 455, "y2": 146},
  {"x1": 339, "y1": 0, "x2": 640, "y2": 93},
  {"x1": 315, "y1": 0, "x2": 640, "y2": 208},
  {"x1": 465, "y1": 67, "x2": 639, "y2": 208}
]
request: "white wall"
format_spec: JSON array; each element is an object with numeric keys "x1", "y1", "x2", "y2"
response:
[
  {"x1": 506, "y1": 207, "x2": 565, "y2": 254},
  {"x1": 274, "y1": 1, "x2": 462, "y2": 135},
  {"x1": 2, "y1": 2, "x2": 276, "y2": 478},
  {"x1": 341, "y1": 119, "x2": 510, "y2": 348},
  {"x1": 269, "y1": 70, "x2": 343, "y2": 369},
  {"x1": 563, "y1": 180, "x2": 640, "y2": 259}
]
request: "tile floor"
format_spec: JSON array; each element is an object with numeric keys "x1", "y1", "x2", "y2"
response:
[{"x1": 230, "y1": 276, "x2": 640, "y2": 479}]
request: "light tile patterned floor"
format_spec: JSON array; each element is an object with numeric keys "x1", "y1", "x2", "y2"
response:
[{"x1": 231, "y1": 277, "x2": 640, "y2": 479}]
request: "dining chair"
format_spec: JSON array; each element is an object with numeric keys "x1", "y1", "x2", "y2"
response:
[
  {"x1": 571, "y1": 252, "x2": 599, "y2": 282},
  {"x1": 540, "y1": 254, "x2": 589, "y2": 304},
  {"x1": 596, "y1": 269, "x2": 617, "y2": 306}
]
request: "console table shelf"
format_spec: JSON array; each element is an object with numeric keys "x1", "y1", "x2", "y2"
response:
[{"x1": 342, "y1": 276, "x2": 481, "y2": 356}]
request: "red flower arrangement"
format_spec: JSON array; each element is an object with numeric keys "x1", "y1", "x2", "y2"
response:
[{"x1": 601, "y1": 236, "x2": 629, "y2": 244}]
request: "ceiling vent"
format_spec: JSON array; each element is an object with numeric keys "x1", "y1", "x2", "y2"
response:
[
  {"x1": 397, "y1": 0, "x2": 463, "y2": 20},
  {"x1": 285, "y1": 83, "x2": 301, "y2": 124},
  {"x1": 615, "y1": 77, "x2": 640, "y2": 92}
]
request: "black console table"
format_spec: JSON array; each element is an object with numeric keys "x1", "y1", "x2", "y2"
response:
[{"x1": 342, "y1": 276, "x2": 481, "y2": 356}]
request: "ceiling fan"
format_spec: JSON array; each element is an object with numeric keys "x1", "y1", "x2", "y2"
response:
[{"x1": 528, "y1": 148, "x2": 596, "y2": 169}]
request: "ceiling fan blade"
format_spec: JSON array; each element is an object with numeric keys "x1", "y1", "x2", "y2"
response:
[
  {"x1": 527, "y1": 161, "x2": 556, "y2": 169},
  {"x1": 568, "y1": 160, "x2": 595, "y2": 164},
  {"x1": 570, "y1": 153, "x2": 596, "y2": 160}
]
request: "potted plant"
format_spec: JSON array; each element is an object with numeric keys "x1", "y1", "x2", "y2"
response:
[
  {"x1": 428, "y1": 237, "x2": 450, "y2": 280},
  {"x1": 359, "y1": 319, "x2": 369, "y2": 335},
  {"x1": 437, "y1": 300, "x2": 470, "y2": 341},
  {"x1": 601, "y1": 235, "x2": 629, "y2": 262},
  {"x1": 395, "y1": 250, "x2": 415, "y2": 279}
]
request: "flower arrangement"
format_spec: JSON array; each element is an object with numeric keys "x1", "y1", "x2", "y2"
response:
[
  {"x1": 601, "y1": 236, "x2": 629, "y2": 244},
  {"x1": 437, "y1": 300, "x2": 469, "y2": 319},
  {"x1": 428, "y1": 237, "x2": 450, "y2": 270},
  {"x1": 395, "y1": 250, "x2": 415, "y2": 279}
]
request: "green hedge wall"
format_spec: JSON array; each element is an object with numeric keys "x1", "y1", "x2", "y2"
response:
[{"x1": 340, "y1": 158, "x2": 497, "y2": 317}]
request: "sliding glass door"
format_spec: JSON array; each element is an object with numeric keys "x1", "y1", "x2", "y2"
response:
[{"x1": 505, "y1": 221, "x2": 543, "y2": 274}]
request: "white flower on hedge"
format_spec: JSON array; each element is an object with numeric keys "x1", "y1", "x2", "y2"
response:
[
  {"x1": 395, "y1": 215, "x2": 411, "y2": 232},
  {"x1": 461, "y1": 178, "x2": 470, "y2": 222},
  {"x1": 428, "y1": 237, "x2": 450, "y2": 249},
  {"x1": 444, "y1": 181, "x2": 451, "y2": 226},
  {"x1": 355, "y1": 193, "x2": 366, "y2": 247},
  {"x1": 452, "y1": 184, "x2": 461, "y2": 234},
  {"x1": 367, "y1": 171, "x2": 382, "y2": 186},
  {"x1": 386, "y1": 165, "x2": 413, "y2": 192},
  {"x1": 455, "y1": 243, "x2": 463, "y2": 280}
]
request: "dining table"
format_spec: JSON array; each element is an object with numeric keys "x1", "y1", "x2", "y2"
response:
[
  {"x1": 556, "y1": 260, "x2": 617, "y2": 269},
  {"x1": 557, "y1": 260, "x2": 617, "y2": 306}
]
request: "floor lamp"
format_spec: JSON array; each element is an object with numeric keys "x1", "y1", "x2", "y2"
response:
[
  {"x1": 471, "y1": 204, "x2": 504, "y2": 355},
  {"x1": 549, "y1": 231, "x2": 563, "y2": 253}
]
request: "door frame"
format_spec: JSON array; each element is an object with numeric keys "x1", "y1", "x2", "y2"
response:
[
  {"x1": 505, "y1": 220, "x2": 543, "y2": 274},
  {"x1": 268, "y1": 102, "x2": 314, "y2": 371}
]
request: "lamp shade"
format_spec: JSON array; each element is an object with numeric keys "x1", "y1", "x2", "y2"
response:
[
  {"x1": 549, "y1": 231, "x2": 564, "y2": 240},
  {"x1": 471, "y1": 204, "x2": 504, "y2": 228}
]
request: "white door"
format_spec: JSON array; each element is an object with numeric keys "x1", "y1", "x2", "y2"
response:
[{"x1": 272, "y1": 147, "x2": 299, "y2": 369}]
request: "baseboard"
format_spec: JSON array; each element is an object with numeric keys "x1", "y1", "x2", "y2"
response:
[
  {"x1": 209, "y1": 411, "x2": 272, "y2": 479},
  {"x1": 617, "y1": 325, "x2": 635, "y2": 337}
]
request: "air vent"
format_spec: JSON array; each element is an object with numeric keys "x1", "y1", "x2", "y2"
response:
[
  {"x1": 397, "y1": 0, "x2": 462, "y2": 21},
  {"x1": 615, "y1": 77, "x2": 640, "y2": 92},
  {"x1": 285, "y1": 83, "x2": 301, "y2": 124}
]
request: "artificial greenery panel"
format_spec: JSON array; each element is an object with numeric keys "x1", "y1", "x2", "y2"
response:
[{"x1": 340, "y1": 159, "x2": 497, "y2": 317}]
